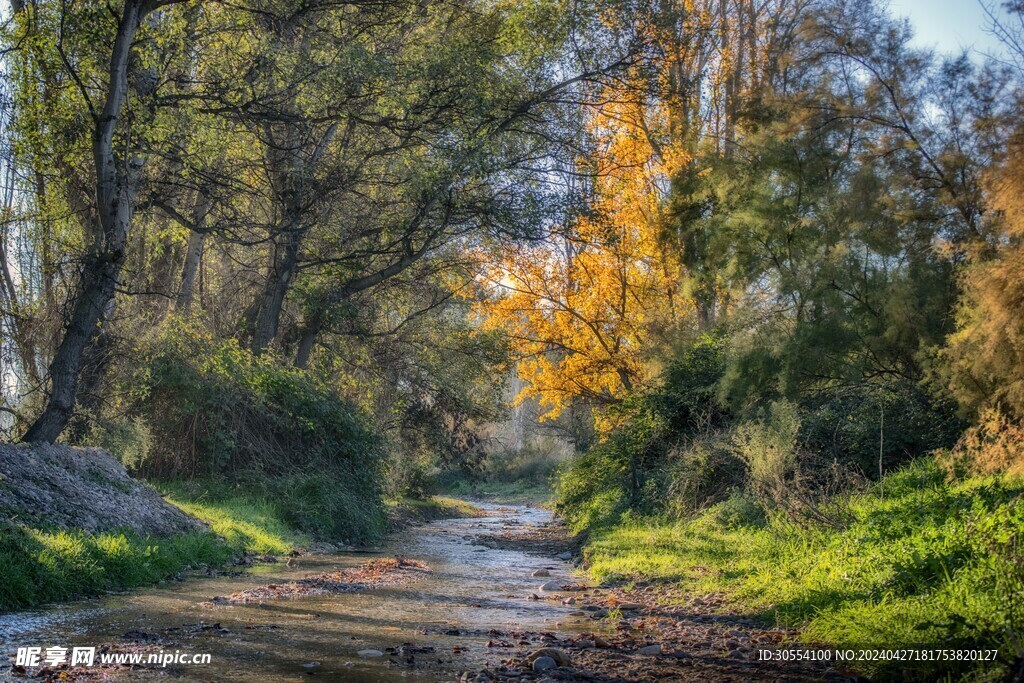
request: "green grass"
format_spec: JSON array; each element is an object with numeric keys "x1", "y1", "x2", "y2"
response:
[
  {"x1": 582, "y1": 458, "x2": 1024, "y2": 680},
  {"x1": 443, "y1": 479, "x2": 553, "y2": 505},
  {"x1": 0, "y1": 523, "x2": 232, "y2": 612},
  {"x1": 164, "y1": 490, "x2": 306, "y2": 555},
  {"x1": 387, "y1": 495, "x2": 486, "y2": 527},
  {"x1": 0, "y1": 484, "x2": 307, "y2": 613}
]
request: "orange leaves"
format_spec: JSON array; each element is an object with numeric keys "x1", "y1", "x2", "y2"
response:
[{"x1": 472, "y1": 82, "x2": 691, "y2": 428}]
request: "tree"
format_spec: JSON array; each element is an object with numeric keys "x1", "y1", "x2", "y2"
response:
[{"x1": 14, "y1": 0, "x2": 192, "y2": 443}]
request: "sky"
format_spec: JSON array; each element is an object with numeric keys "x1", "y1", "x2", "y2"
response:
[{"x1": 889, "y1": 0, "x2": 1011, "y2": 58}]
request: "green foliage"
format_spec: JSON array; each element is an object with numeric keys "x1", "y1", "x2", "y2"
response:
[
  {"x1": 583, "y1": 458, "x2": 1024, "y2": 680},
  {"x1": 731, "y1": 401, "x2": 800, "y2": 507},
  {"x1": 800, "y1": 383, "x2": 965, "y2": 475},
  {"x1": 557, "y1": 335, "x2": 732, "y2": 530},
  {"x1": 162, "y1": 486, "x2": 307, "y2": 556},
  {"x1": 97, "y1": 321, "x2": 387, "y2": 542},
  {"x1": 663, "y1": 434, "x2": 745, "y2": 518}
]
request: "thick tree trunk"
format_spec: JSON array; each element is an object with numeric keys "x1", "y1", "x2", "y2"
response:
[
  {"x1": 22, "y1": 251, "x2": 125, "y2": 442},
  {"x1": 22, "y1": 0, "x2": 158, "y2": 444},
  {"x1": 250, "y1": 226, "x2": 301, "y2": 355}
]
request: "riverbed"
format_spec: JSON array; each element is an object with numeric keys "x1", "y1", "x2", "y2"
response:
[{"x1": 0, "y1": 503, "x2": 592, "y2": 682}]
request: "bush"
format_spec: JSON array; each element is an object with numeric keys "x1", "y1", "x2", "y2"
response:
[
  {"x1": 952, "y1": 407, "x2": 1024, "y2": 477},
  {"x1": 732, "y1": 401, "x2": 800, "y2": 507},
  {"x1": 707, "y1": 490, "x2": 766, "y2": 529},
  {"x1": 556, "y1": 335, "x2": 730, "y2": 529},
  {"x1": 664, "y1": 433, "x2": 744, "y2": 517},
  {"x1": 97, "y1": 321, "x2": 387, "y2": 542},
  {"x1": 799, "y1": 382, "x2": 964, "y2": 477}
]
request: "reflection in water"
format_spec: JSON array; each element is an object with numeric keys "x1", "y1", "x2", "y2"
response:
[{"x1": 0, "y1": 503, "x2": 594, "y2": 682}]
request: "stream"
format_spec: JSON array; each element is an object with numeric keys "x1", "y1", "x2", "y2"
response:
[{"x1": 0, "y1": 502, "x2": 598, "y2": 682}]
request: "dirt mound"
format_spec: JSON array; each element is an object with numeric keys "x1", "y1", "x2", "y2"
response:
[{"x1": 0, "y1": 443, "x2": 203, "y2": 536}]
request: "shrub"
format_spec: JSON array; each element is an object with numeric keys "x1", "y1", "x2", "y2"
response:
[
  {"x1": 952, "y1": 407, "x2": 1024, "y2": 477},
  {"x1": 99, "y1": 320, "x2": 386, "y2": 542},
  {"x1": 731, "y1": 401, "x2": 800, "y2": 508},
  {"x1": 664, "y1": 433, "x2": 745, "y2": 517},
  {"x1": 799, "y1": 382, "x2": 964, "y2": 477}
]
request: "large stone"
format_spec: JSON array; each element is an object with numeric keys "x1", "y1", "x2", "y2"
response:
[
  {"x1": 528, "y1": 648, "x2": 572, "y2": 667},
  {"x1": 539, "y1": 581, "x2": 564, "y2": 592},
  {"x1": 532, "y1": 569, "x2": 551, "y2": 577},
  {"x1": 357, "y1": 649, "x2": 384, "y2": 658},
  {"x1": 556, "y1": 551, "x2": 573, "y2": 561},
  {"x1": 532, "y1": 656, "x2": 557, "y2": 672},
  {"x1": 636, "y1": 644, "x2": 662, "y2": 656}
]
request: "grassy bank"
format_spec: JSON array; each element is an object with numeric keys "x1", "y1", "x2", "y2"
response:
[
  {"x1": 387, "y1": 495, "x2": 485, "y2": 527},
  {"x1": 0, "y1": 484, "x2": 485, "y2": 612},
  {"x1": 442, "y1": 479, "x2": 552, "y2": 505},
  {"x1": 0, "y1": 487, "x2": 305, "y2": 612},
  {"x1": 581, "y1": 458, "x2": 1024, "y2": 680}
]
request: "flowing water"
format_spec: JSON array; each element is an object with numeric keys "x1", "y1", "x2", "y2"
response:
[{"x1": 0, "y1": 503, "x2": 597, "y2": 682}]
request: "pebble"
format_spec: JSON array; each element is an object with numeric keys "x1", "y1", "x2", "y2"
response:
[
  {"x1": 532, "y1": 569, "x2": 551, "y2": 577},
  {"x1": 617, "y1": 602, "x2": 643, "y2": 610},
  {"x1": 357, "y1": 649, "x2": 384, "y2": 657},
  {"x1": 532, "y1": 656, "x2": 557, "y2": 672},
  {"x1": 636, "y1": 644, "x2": 662, "y2": 656},
  {"x1": 590, "y1": 608, "x2": 609, "y2": 618}
]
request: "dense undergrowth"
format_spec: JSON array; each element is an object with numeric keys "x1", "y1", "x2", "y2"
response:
[{"x1": 90, "y1": 323, "x2": 387, "y2": 545}]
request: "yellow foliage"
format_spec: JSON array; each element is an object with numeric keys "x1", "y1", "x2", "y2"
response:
[{"x1": 473, "y1": 86, "x2": 690, "y2": 425}]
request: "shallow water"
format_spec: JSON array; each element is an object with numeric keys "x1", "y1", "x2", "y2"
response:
[{"x1": 0, "y1": 503, "x2": 595, "y2": 682}]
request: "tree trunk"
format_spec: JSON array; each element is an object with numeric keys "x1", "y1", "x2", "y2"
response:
[
  {"x1": 250, "y1": 225, "x2": 301, "y2": 355},
  {"x1": 23, "y1": 0, "x2": 158, "y2": 444},
  {"x1": 294, "y1": 322, "x2": 318, "y2": 369},
  {"x1": 176, "y1": 229, "x2": 204, "y2": 313},
  {"x1": 175, "y1": 191, "x2": 210, "y2": 313}
]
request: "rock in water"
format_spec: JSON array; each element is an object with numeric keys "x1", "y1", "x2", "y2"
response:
[
  {"x1": 357, "y1": 649, "x2": 384, "y2": 657},
  {"x1": 556, "y1": 551, "x2": 573, "y2": 561},
  {"x1": 532, "y1": 656, "x2": 557, "y2": 672},
  {"x1": 539, "y1": 581, "x2": 563, "y2": 591},
  {"x1": 532, "y1": 569, "x2": 551, "y2": 577}
]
